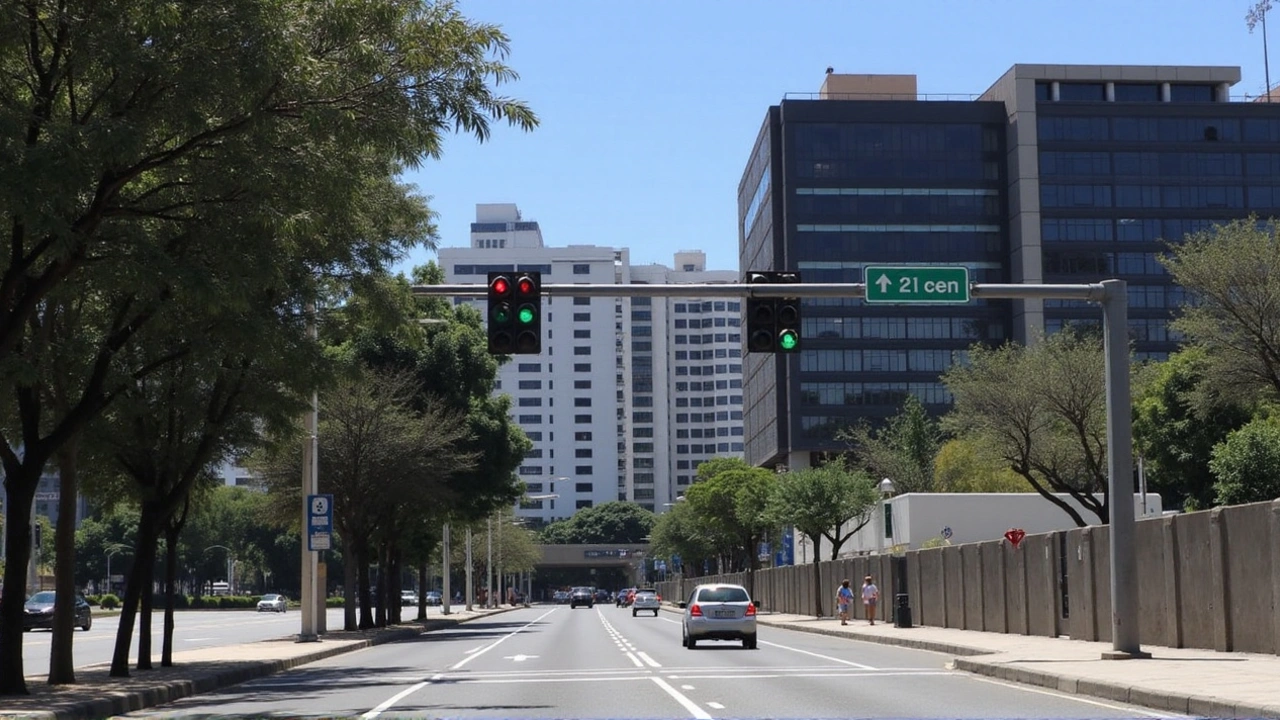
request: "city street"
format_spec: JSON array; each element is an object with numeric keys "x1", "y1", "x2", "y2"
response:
[
  {"x1": 124, "y1": 605, "x2": 1183, "y2": 719},
  {"x1": 20, "y1": 607, "x2": 353, "y2": 672}
]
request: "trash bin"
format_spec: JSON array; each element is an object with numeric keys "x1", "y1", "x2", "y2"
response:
[{"x1": 894, "y1": 592, "x2": 913, "y2": 628}]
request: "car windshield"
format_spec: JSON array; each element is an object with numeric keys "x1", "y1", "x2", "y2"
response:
[
  {"x1": 262, "y1": 595, "x2": 280, "y2": 601},
  {"x1": 27, "y1": 592, "x2": 55, "y2": 603},
  {"x1": 698, "y1": 587, "x2": 749, "y2": 603}
]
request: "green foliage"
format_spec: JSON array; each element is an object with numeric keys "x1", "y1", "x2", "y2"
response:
[
  {"x1": 1162, "y1": 218, "x2": 1280, "y2": 403},
  {"x1": 649, "y1": 501, "x2": 716, "y2": 573},
  {"x1": 98, "y1": 595, "x2": 120, "y2": 610},
  {"x1": 942, "y1": 330, "x2": 1111, "y2": 527},
  {"x1": 540, "y1": 502, "x2": 656, "y2": 544},
  {"x1": 681, "y1": 459, "x2": 778, "y2": 575},
  {"x1": 932, "y1": 439, "x2": 1035, "y2": 493},
  {"x1": 919, "y1": 537, "x2": 951, "y2": 549},
  {"x1": 1209, "y1": 418, "x2": 1280, "y2": 506},
  {"x1": 1133, "y1": 347, "x2": 1253, "y2": 510},
  {"x1": 840, "y1": 395, "x2": 944, "y2": 493},
  {"x1": 767, "y1": 460, "x2": 878, "y2": 560},
  {"x1": 327, "y1": 597, "x2": 346, "y2": 608}
]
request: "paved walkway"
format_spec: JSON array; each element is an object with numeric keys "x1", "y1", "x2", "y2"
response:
[
  {"x1": 0, "y1": 606, "x2": 516, "y2": 720},
  {"x1": 738, "y1": 608, "x2": 1280, "y2": 718}
]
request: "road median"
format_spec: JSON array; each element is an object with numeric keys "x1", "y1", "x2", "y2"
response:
[{"x1": 0, "y1": 607, "x2": 517, "y2": 720}]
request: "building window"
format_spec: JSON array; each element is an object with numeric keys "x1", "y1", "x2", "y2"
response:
[
  {"x1": 573, "y1": 263, "x2": 591, "y2": 274},
  {"x1": 575, "y1": 482, "x2": 593, "y2": 492},
  {"x1": 575, "y1": 431, "x2": 593, "y2": 441},
  {"x1": 574, "y1": 329, "x2": 591, "y2": 339},
  {"x1": 517, "y1": 414, "x2": 542, "y2": 424},
  {"x1": 574, "y1": 346, "x2": 591, "y2": 356},
  {"x1": 1058, "y1": 83, "x2": 1105, "y2": 102},
  {"x1": 517, "y1": 363, "x2": 541, "y2": 372},
  {"x1": 574, "y1": 397, "x2": 592, "y2": 407},
  {"x1": 575, "y1": 465, "x2": 594, "y2": 475},
  {"x1": 633, "y1": 412, "x2": 653, "y2": 423},
  {"x1": 574, "y1": 296, "x2": 591, "y2": 305},
  {"x1": 574, "y1": 363, "x2": 591, "y2": 372},
  {"x1": 575, "y1": 448, "x2": 593, "y2": 458},
  {"x1": 574, "y1": 414, "x2": 592, "y2": 424},
  {"x1": 576, "y1": 500, "x2": 594, "y2": 509},
  {"x1": 633, "y1": 443, "x2": 654, "y2": 453},
  {"x1": 518, "y1": 397, "x2": 543, "y2": 407},
  {"x1": 518, "y1": 380, "x2": 542, "y2": 390},
  {"x1": 573, "y1": 313, "x2": 591, "y2": 322},
  {"x1": 574, "y1": 380, "x2": 592, "y2": 389},
  {"x1": 518, "y1": 466, "x2": 543, "y2": 475}
]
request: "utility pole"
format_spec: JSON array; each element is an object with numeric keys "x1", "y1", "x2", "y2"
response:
[
  {"x1": 1249, "y1": 1, "x2": 1274, "y2": 99},
  {"x1": 298, "y1": 304, "x2": 319, "y2": 642},
  {"x1": 465, "y1": 526, "x2": 474, "y2": 611}
]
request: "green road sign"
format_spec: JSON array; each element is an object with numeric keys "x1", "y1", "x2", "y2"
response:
[{"x1": 864, "y1": 266, "x2": 971, "y2": 304}]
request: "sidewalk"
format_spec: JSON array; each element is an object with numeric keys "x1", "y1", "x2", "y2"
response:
[
  {"x1": 0, "y1": 606, "x2": 516, "y2": 720},
  {"x1": 709, "y1": 605, "x2": 1280, "y2": 717}
]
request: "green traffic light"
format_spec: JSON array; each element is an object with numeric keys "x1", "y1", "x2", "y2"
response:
[
  {"x1": 518, "y1": 306, "x2": 536, "y2": 324},
  {"x1": 493, "y1": 307, "x2": 510, "y2": 324},
  {"x1": 778, "y1": 330, "x2": 799, "y2": 351}
]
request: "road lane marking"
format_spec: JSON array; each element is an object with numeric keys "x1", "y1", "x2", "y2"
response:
[
  {"x1": 636, "y1": 651, "x2": 661, "y2": 667},
  {"x1": 448, "y1": 608, "x2": 556, "y2": 670},
  {"x1": 624, "y1": 651, "x2": 644, "y2": 667},
  {"x1": 668, "y1": 671, "x2": 952, "y2": 680},
  {"x1": 758, "y1": 639, "x2": 876, "y2": 669},
  {"x1": 361, "y1": 681, "x2": 430, "y2": 719},
  {"x1": 464, "y1": 646, "x2": 485, "y2": 654},
  {"x1": 681, "y1": 684, "x2": 695, "y2": 690},
  {"x1": 650, "y1": 676, "x2": 713, "y2": 719},
  {"x1": 502, "y1": 654, "x2": 538, "y2": 662},
  {"x1": 183, "y1": 638, "x2": 216, "y2": 642},
  {"x1": 706, "y1": 702, "x2": 725, "y2": 709}
]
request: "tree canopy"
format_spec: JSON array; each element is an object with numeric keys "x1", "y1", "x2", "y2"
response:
[{"x1": 540, "y1": 501, "x2": 656, "y2": 545}]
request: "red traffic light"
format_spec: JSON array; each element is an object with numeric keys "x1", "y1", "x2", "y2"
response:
[
  {"x1": 518, "y1": 277, "x2": 535, "y2": 294},
  {"x1": 491, "y1": 277, "x2": 511, "y2": 295}
]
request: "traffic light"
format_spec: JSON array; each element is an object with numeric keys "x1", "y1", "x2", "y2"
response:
[
  {"x1": 744, "y1": 271, "x2": 802, "y2": 354},
  {"x1": 487, "y1": 271, "x2": 541, "y2": 354}
]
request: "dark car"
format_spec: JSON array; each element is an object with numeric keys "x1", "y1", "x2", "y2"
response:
[
  {"x1": 24, "y1": 591, "x2": 92, "y2": 631},
  {"x1": 569, "y1": 586, "x2": 594, "y2": 609}
]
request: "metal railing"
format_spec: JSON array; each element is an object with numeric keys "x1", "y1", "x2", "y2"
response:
[{"x1": 783, "y1": 92, "x2": 982, "y2": 102}]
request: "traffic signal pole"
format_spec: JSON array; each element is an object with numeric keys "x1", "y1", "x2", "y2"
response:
[{"x1": 414, "y1": 277, "x2": 1146, "y2": 659}]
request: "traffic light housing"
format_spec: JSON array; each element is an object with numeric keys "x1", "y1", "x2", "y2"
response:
[
  {"x1": 744, "y1": 271, "x2": 802, "y2": 354},
  {"x1": 487, "y1": 271, "x2": 542, "y2": 354}
]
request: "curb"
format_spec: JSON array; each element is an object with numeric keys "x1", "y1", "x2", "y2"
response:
[
  {"x1": 952, "y1": 657, "x2": 1280, "y2": 719},
  {"x1": 2, "y1": 608, "x2": 518, "y2": 720}
]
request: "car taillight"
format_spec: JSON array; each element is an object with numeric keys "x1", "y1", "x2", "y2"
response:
[
  {"x1": 690, "y1": 604, "x2": 702, "y2": 616},
  {"x1": 745, "y1": 603, "x2": 756, "y2": 616},
  {"x1": 656, "y1": 595, "x2": 661, "y2": 602}
]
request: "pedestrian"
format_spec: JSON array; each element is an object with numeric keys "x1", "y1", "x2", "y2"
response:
[
  {"x1": 862, "y1": 575, "x2": 880, "y2": 625},
  {"x1": 836, "y1": 579, "x2": 855, "y2": 625}
]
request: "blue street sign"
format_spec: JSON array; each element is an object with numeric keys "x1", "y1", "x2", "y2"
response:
[
  {"x1": 307, "y1": 494, "x2": 333, "y2": 551},
  {"x1": 776, "y1": 528, "x2": 796, "y2": 566},
  {"x1": 942, "y1": 526, "x2": 953, "y2": 540}
]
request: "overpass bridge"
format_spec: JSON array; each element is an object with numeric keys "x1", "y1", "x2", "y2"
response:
[{"x1": 532, "y1": 543, "x2": 653, "y2": 593}]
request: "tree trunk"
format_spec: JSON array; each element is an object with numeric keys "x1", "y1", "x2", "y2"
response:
[
  {"x1": 374, "y1": 543, "x2": 388, "y2": 627},
  {"x1": 388, "y1": 548, "x2": 402, "y2": 625},
  {"x1": 810, "y1": 535, "x2": 824, "y2": 618},
  {"x1": 0, "y1": 461, "x2": 41, "y2": 695},
  {"x1": 161, "y1": 501, "x2": 188, "y2": 668},
  {"x1": 357, "y1": 552, "x2": 374, "y2": 630},
  {"x1": 49, "y1": 438, "x2": 81, "y2": 684},
  {"x1": 343, "y1": 542, "x2": 358, "y2": 630},
  {"x1": 137, "y1": 545, "x2": 156, "y2": 670},
  {"x1": 110, "y1": 516, "x2": 160, "y2": 677},
  {"x1": 416, "y1": 563, "x2": 428, "y2": 621}
]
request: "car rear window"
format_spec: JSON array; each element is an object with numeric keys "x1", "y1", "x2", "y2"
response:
[
  {"x1": 636, "y1": 592, "x2": 656, "y2": 599},
  {"x1": 697, "y1": 587, "x2": 749, "y2": 603}
]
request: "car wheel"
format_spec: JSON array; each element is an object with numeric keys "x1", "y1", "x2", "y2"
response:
[
  {"x1": 686, "y1": 636, "x2": 697, "y2": 649},
  {"x1": 632, "y1": 609, "x2": 637, "y2": 617},
  {"x1": 81, "y1": 617, "x2": 91, "y2": 632},
  {"x1": 653, "y1": 610, "x2": 659, "y2": 617},
  {"x1": 744, "y1": 633, "x2": 758, "y2": 650}
]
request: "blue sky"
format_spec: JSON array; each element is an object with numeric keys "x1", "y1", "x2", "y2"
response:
[{"x1": 396, "y1": 0, "x2": 1273, "y2": 275}]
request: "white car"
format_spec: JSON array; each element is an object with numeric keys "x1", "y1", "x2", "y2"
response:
[
  {"x1": 631, "y1": 590, "x2": 661, "y2": 616},
  {"x1": 679, "y1": 583, "x2": 758, "y2": 649},
  {"x1": 256, "y1": 594, "x2": 287, "y2": 613}
]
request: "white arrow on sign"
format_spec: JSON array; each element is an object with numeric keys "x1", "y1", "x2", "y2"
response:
[
  {"x1": 875, "y1": 274, "x2": 892, "y2": 292},
  {"x1": 503, "y1": 654, "x2": 539, "y2": 662}
]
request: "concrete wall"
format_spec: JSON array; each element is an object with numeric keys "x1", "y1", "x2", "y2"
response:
[{"x1": 655, "y1": 499, "x2": 1280, "y2": 656}]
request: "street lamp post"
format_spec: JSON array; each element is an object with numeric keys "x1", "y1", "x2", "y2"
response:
[
  {"x1": 465, "y1": 525, "x2": 474, "y2": 611},
  {"x1": 105, "y1": 544, "x2": 133, "y2": 596}
]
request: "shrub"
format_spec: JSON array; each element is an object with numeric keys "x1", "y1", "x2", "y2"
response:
[
  {"x1": 99, "y1": 594, "x2": 120, "y2": 609},
  {"x1": 326, "y1": 597, "x2": 345, "y2": 608}
]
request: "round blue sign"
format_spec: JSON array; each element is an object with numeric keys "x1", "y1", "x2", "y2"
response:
[{"x1": 941, "y1": 526, "x2": 953, "y2": 539}]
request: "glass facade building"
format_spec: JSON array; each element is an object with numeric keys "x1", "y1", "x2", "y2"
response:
[{"x1": 741, "y1": 64, "x2": 1280, "y2": 471}]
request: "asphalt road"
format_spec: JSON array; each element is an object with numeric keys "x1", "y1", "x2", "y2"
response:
[
  {"x1": 19, "y1": 607, "x2": 355, "y2": 673},
  {"x1": 123, "y1": 604, "x2": 1187, "y2": 719}
]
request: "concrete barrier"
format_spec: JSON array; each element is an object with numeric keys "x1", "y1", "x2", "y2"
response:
[{"x1": 656, "y1": 498, "x2": 1280, "y2": 656}]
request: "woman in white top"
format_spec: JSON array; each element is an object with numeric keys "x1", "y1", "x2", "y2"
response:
[{"x1": 862, "y1": 576, "x2": 880, "y2": 625}]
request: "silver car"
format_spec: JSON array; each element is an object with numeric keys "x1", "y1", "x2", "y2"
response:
[
  {"x1": 256, "y1": 594, "x2": 287, "y2": 613},
  {"x1": 631, "y1": 590, "x2": 661, "y2": 617},
  {"x1": 679, "y1": 583, "x2": 759, "y2": 649}
]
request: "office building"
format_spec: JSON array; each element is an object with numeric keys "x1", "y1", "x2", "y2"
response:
[
  {"x1": 442, "y1": 206, "x2": 746, "y2": 521},
  {"x1": 740, "y1": 65, "x2": 1280, "y2": 470}
]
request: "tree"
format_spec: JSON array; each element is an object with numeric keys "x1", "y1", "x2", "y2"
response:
[
  {"x1": 0, "y1": 0, "x2": 535, "y2": 694},
  {"x1": 681, "y1": 459, "x2": 777, "y2": 593},
  {"x1": 1209, "y1": 419, "x2": 1280, "y2": 505},
  {"x1": 540, "y1": 502, "x2": 656, "y2": 544},
  {"x1": 767, "y1": 461, "x2": 878, "y2": 617},
  {"x1": 840, "y1": 396, "x2": 944, "y2": 494},
  {"x1": 932, "y1": 439, "x2": 1035, "y2": 493},
  {"x1": 649, "y1": 501, "x2": 716, "y2": 578},
  {"x1": 942, "y1": 331, "x2": 1111, "y2": 527},
  {"x1": 1133, "y1": 348, "x2": 1253, "y2": 510},
  {"x1": 1162, "y1": 218, "x2": 1280, "y2": 403}
]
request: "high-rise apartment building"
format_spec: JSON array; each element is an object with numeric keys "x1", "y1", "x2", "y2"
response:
[
  {"x1": 740, "y1": 65, "x2": 1280, "y2": 470},
  {"x1": 441, "y1": 205, "x2": 744, "y2": 522},
  {"x1": 626, "y1": 253, "x2": 745, "y2": 511}
]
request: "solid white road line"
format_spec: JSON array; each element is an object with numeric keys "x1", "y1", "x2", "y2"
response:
[
  {"x1": 650, "y1": 676, "x2": 713, "y2": 719},
  {"x1": 706, "y1": 702, "x2": 725, "y2": 709},
  {"x1": 636, "y1": 651, "x2": 662, "y2": 667},
  {"x1": 758, "y1": 639, "x2": 876, "y2": 669},
  {"x1": 962, "y1": 673, "x2": 1190, "y2": 718},
  {"x1": 361, "y1": 680, "x2": 430, "y2": 719},
  {"x1": 624, "y1": 651, "x2": 644, "y2": 667},
  {"x1": 449, "y1": 608, "x2": 557, "y2": 670}
]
